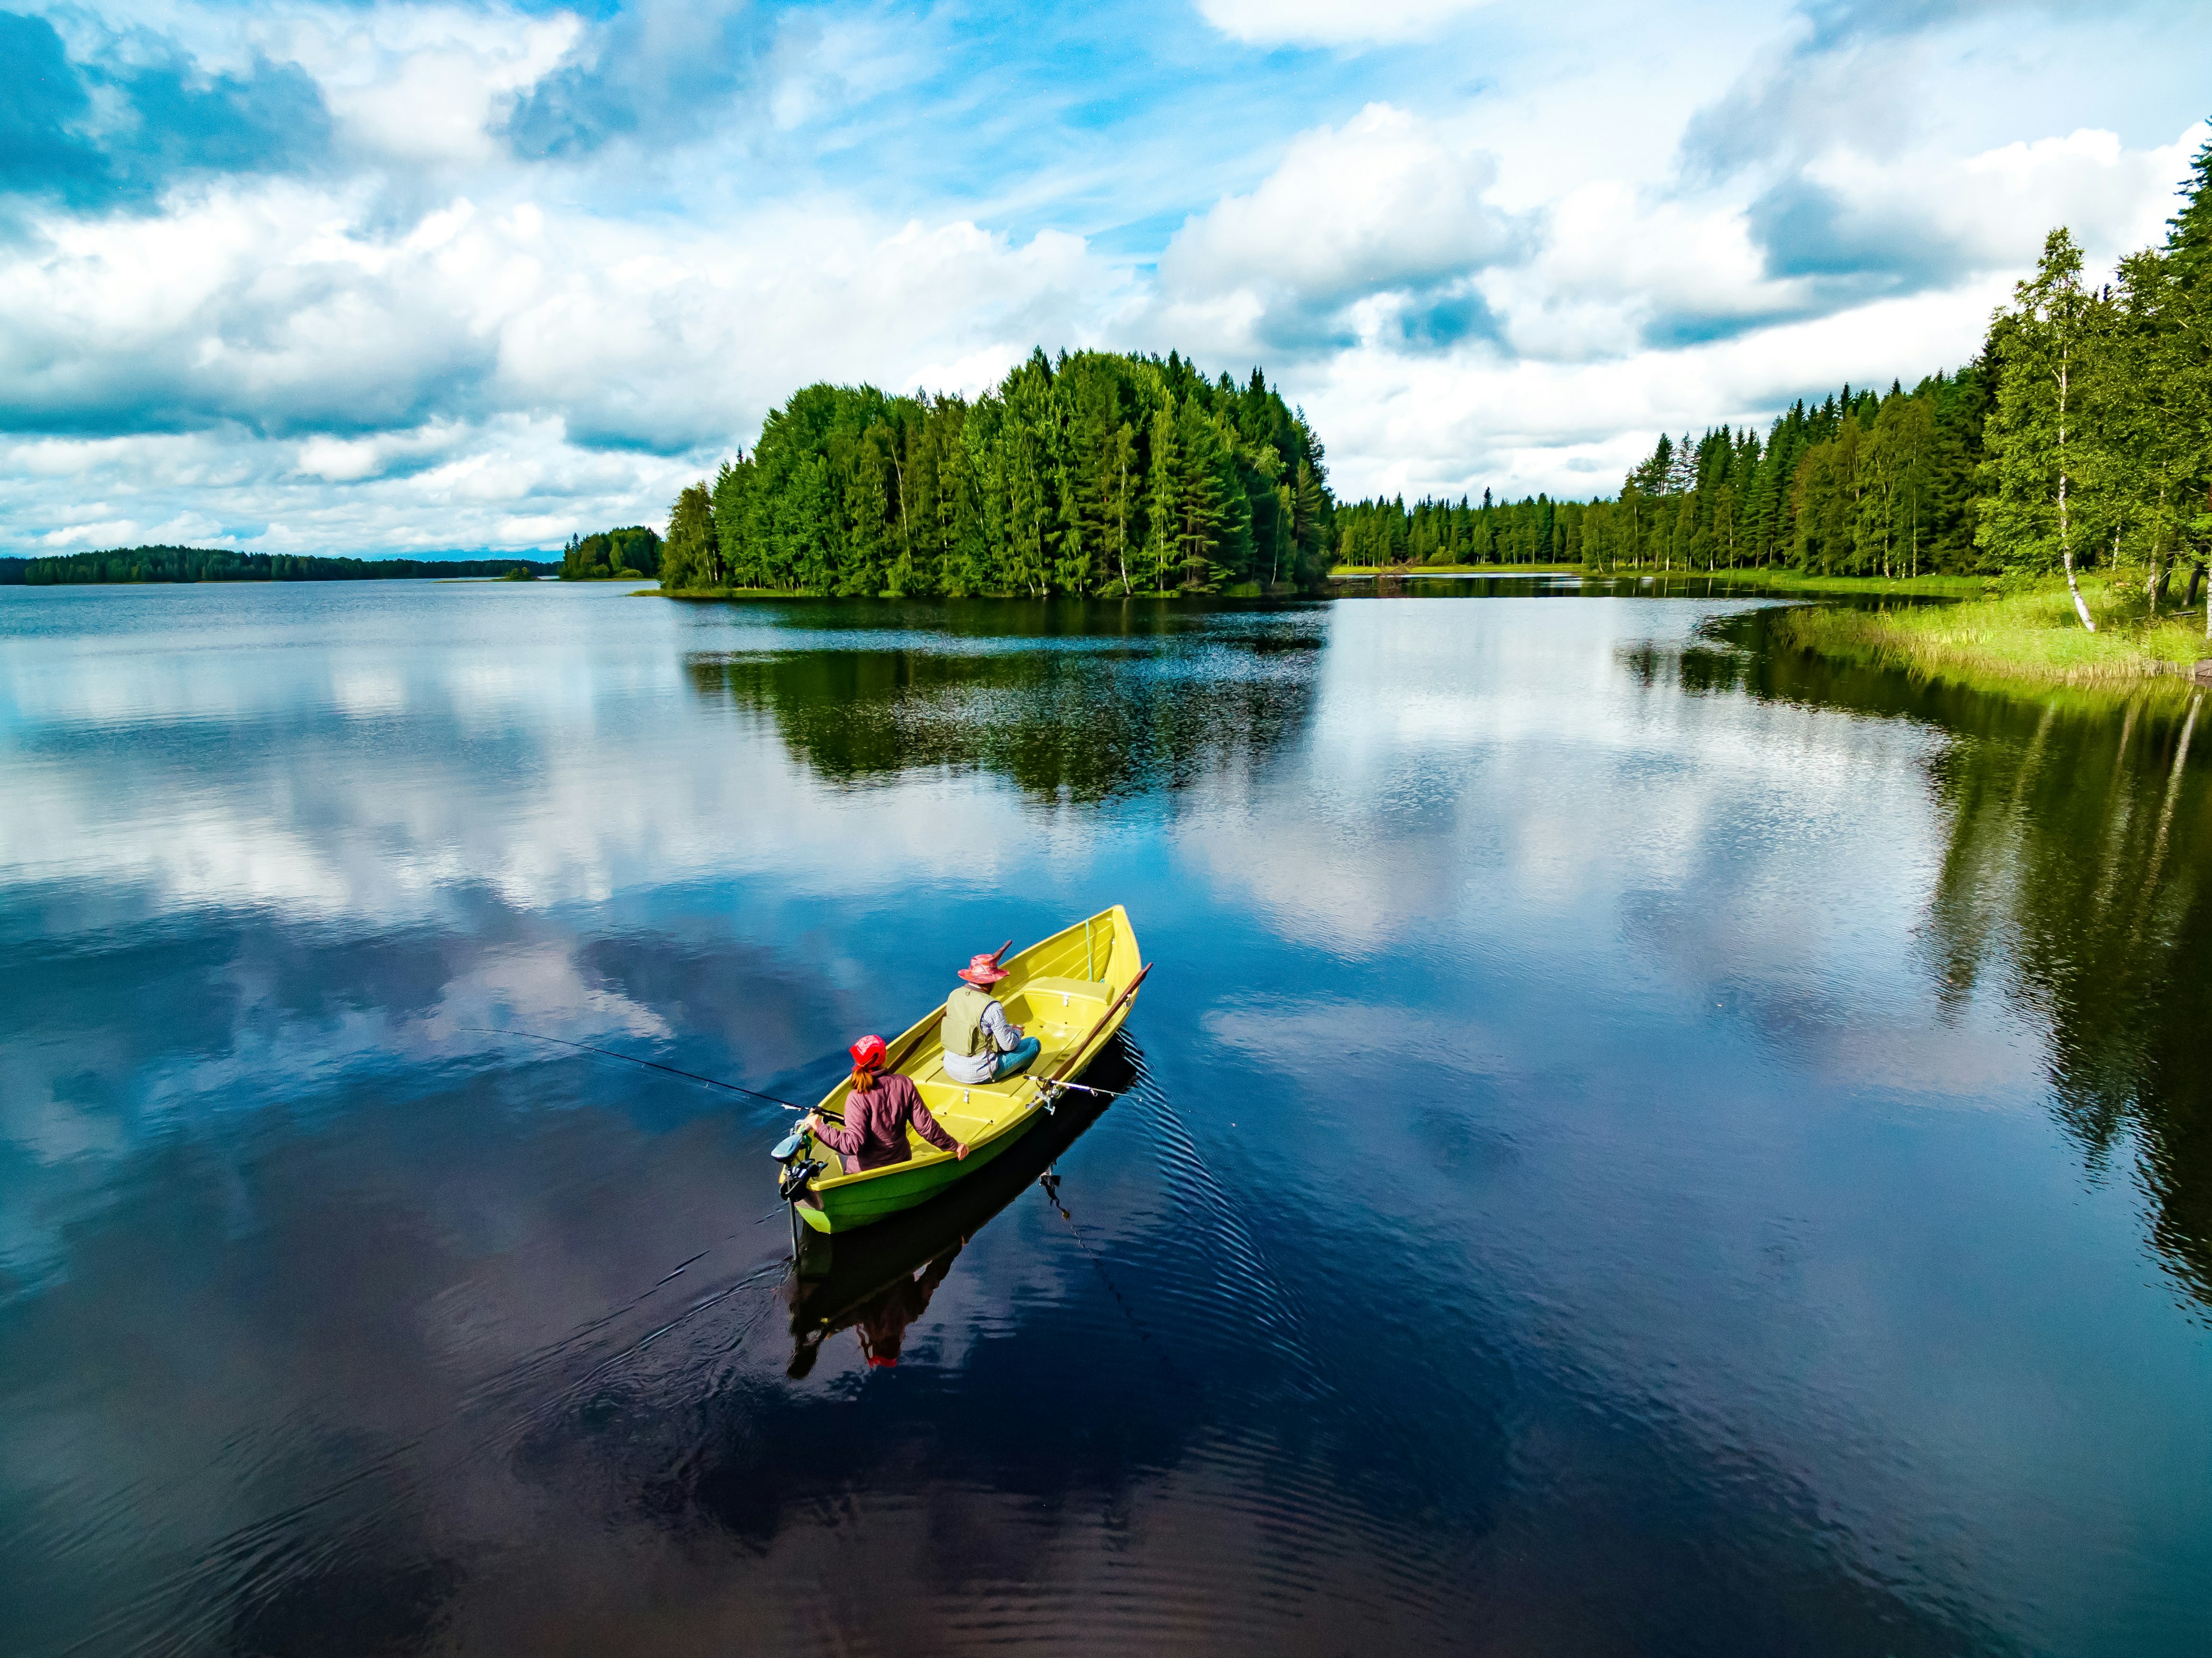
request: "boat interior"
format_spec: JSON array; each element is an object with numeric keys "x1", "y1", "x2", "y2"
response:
[{"x1": 812, "y1": 909, "x2": 1135, "y2": 1181}]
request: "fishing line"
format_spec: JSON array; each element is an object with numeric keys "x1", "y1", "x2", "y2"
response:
[
  {"x1": 1035, "y1": 1166, "x2": 1188, "y2": 1391},
  {"x1": 463, "y1": 1025, "x2": 835, "y2": 1117}
]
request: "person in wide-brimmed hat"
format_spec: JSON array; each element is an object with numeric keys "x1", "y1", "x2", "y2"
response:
[{"x1": 941, "y1": 947, "x2": 1041, "y2": 1086}]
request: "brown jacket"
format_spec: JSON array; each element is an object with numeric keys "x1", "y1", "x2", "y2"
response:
[{"x1": 812, "y1": 1073, "x2": 957, "y2": 1172}]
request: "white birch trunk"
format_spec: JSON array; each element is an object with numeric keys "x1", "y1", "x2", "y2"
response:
[
  {"x1": 2063, "y1": 549, "x2": 2096, "y2": 631},
  {"x1": 2056, "y1": 342, "x2": 2093, "y2": 631}
]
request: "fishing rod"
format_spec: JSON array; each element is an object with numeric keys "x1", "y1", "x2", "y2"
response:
[
  {"x1": 1033, "y1": 1077, "x2": 1120, "y2": 1101},
  {"x1": 464, "y1": 1025, "x2": 838, "y2": 1119},
  {"x1": 1024, "y1": 961, "x2": 1152, "y2": 1113}
]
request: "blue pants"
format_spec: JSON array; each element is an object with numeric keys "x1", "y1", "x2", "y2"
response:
[{"x1": 993, "y1": 1036, "x2": 1042, "y2": 1080}]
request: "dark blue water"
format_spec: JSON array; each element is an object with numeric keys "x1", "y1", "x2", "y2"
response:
[{"x1": 3, "y1": 579, "x2": 2209, "y2": 1656}]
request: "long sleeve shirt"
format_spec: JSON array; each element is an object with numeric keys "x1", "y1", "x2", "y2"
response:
[
  {"x1": 812, "y1": 1073, "x2": 958, "y2": 1172},
  {"x1": 942, "y1": 997, "x2": 1020, "y2": 1086}
]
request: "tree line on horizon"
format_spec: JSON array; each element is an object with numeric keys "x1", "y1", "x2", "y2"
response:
[
  {"x1": 10, "y1": 548, "x2": 558, "y2": 585},
  {"x1": 657, "y1": 348, "x2": 1334, "y2": 597},
  {"x1": 1336, "y1": 370, "x2": 1989, "y2": 577}
]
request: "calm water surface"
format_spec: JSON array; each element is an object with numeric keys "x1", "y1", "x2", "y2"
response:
[{"x1": 3, "y1": 579, "x2": 2209, "y2": 1656}]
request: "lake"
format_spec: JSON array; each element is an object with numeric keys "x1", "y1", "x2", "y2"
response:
[{"x1": 3, "y1": 577, "x2": 2208, "y2": 1657}]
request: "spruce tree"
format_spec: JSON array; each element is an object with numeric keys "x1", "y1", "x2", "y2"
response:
[
  {"x1": 2162, "y1": 131, "x2": 2212, "y2": 626},
  {"x1": 1145, "y1": 401, "x2": 1180, "y2": 592}
]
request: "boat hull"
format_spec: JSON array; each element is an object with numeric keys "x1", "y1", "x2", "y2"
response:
[{"x1": 793, "y1": 905, "x2": 1142, "y2": 1234}]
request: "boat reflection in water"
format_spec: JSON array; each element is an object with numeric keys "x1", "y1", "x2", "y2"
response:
[{"x1": 785, "y1": 1041, "x2": 1132, "y2": 1378}]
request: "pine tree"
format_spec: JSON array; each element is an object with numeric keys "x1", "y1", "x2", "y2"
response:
[
  {"x1": 1145, "y1": 400, "x2": 1180, "y2": 592},
  {"x1": 2160, "y1": 134, "x2": 2212, "y2": 627},
  {"x1": 1173, "y1": 399, "x2": 1229, "y2": 589}
]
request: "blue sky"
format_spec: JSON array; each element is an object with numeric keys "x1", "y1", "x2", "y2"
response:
[{"x1": 1, "y1": 0, "x2": 2207, "y2": 555}]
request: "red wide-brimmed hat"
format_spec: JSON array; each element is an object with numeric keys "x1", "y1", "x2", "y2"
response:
[{"x1": 957, "y1": 952, "x2": 1009, "y2": 985}]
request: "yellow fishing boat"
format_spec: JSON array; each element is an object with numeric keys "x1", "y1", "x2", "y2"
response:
[{"x1": 778, "y1": 905, "x2": 1147, "y2": 1235}]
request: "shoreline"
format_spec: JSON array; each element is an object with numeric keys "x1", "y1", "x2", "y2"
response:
[
  {"x1": 1329, "y1": 562, "x2": 1581, "y2": 578},
  {"x1": 652, "y1": 582, "x2": 1309, "y2": 601},
  {"x1": 1330, "y1": 562, "x2": 1994, "y2": 597},
  {"x1": 1771, "y1": 579, "x2": 2212, "y2": 700}
]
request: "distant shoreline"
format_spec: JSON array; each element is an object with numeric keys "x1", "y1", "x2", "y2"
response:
[{"x1": 6, "y1": 548, "x2": 557, "y2": 586}]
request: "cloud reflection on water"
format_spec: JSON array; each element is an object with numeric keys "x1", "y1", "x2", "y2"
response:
[{"x1": 3, "y1": 583, "x2": 2211, "y2": 1656}]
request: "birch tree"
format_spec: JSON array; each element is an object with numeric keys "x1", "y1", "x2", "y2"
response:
[{"x1": 1979, "y1": 229, "x2": 2111, "y2": 630}]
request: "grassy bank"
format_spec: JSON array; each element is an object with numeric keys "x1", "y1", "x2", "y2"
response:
[{"x1": 1775, "y1": 577, "x2": 2210, "y2": 692}]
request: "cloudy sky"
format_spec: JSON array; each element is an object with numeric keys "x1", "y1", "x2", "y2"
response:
[{"x1": 2, "y1": 0, "x2": 2207, "y2": 557}]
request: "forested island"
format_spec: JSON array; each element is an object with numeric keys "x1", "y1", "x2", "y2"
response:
[
  {"x1": 10, "y1": 548, "x2": 556, "y2": 584},
  {"x1": 656, "y1": 349, "x2": 1332, "y2": 597},
  {"x1": 559, "y1": 528, "x2": 660, "y2": 580}
]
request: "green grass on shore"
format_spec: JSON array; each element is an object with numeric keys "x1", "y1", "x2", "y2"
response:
[{"x1": 1775, "y1": 576, "x2": 2211, "y2": 691}]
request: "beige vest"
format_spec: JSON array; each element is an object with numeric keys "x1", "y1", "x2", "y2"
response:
[{"x1": 942, "y1": 984, "x2": 995, "y2": 1058}]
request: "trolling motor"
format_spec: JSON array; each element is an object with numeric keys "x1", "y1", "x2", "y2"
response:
[{"x1": 774, "y1": 1124, "x2": 824, "y2": 1201}]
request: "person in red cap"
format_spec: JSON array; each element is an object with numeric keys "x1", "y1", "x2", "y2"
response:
[
  {"x1": 941, "y1": 947, "x2": 1042, "y2": 1086},
  {"x1": 805, "y1": 1035, "x2": 967, "y2": 1173}
]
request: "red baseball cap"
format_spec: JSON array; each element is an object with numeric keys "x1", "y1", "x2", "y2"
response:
[{"x1": 849, "y1": 1034, "x2": 887, "y2": 1069}]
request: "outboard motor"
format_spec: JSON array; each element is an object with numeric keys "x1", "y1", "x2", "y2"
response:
[
  {"x1": 778, "y1": 1155, "x2": 824, "y2": 1202},
  {"x1": 773, "y1": 1125, "x2": 823, "y2": 1201}
]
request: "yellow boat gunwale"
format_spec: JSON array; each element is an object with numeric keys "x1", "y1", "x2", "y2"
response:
[{"x1": 793, "y1": 905, "x2": 1142, "y2": 1232}]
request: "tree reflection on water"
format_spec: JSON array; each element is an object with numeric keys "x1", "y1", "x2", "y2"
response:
[
  {"x1": 683, "y1": 604, "x2": 1325, "y2": 803},
  {"x1": 1699, "y1": 609, "x2": 2212, "y2": 1309}
]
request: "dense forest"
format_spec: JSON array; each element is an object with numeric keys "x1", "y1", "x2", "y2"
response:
[
  {"x1": 658, "y1": 348, "x2": 1333, "y2": 596},
  {"x1": 1346, "y1": 136, "x2": 2212, "y2": 619},
  {"x1": 13, "y1": 548, "x2": 557, "y2": 584},
  {"x1": 560, "y1": 527, "x2": 660, "y2": 579},
  {"x1": 1343, "y1": 370, "x2": 1990, "y2": 576}
]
